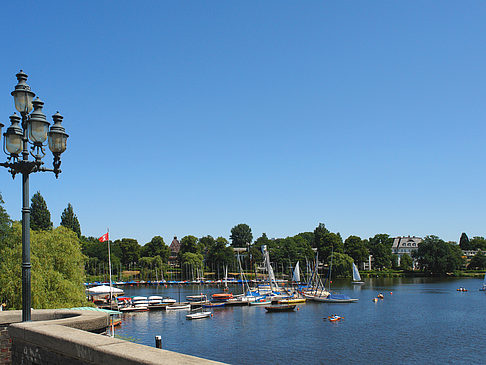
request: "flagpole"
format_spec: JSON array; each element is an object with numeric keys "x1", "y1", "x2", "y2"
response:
[{"x1": 107, "y1": 228, "x2": 114, "y2": 337}]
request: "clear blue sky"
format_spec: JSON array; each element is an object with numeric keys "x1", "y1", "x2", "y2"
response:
[{"x1": 1, "y1": 1, "x2": 485, "y2": 245}]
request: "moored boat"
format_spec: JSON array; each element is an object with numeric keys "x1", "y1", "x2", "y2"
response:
[
  {"x1": 264, "y1": 304, "x2": 296, "y2": 312},
  {"x1": 166, "y1": 302, "x2": 191, "y2": 310},
  {"x1": 249, "y1": 298, "x2": 272, "y2": 306},
  {"x1": 186, "y1": 310, "x2": 212, "y2": 320},
  {"x1": 279, "y1": 298, "x2": 306, "y2": 304},
  {"x1": 212, "y1": 293, "x2": 233, "y2": 301}
]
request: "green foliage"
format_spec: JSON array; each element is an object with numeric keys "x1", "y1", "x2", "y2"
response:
[
  {"x1": 294, "y1": 232, "x2": 314, "y2": 247},
  {"x1": 180, "y1": 252, "x2": 204, "y2": 279},
  {"x1": 0, "y1": 193, "x2": 12, "y2": 242},
  {"x1": 141, "y1": 236, "x2": 170, "y2": 262},
  {"x1": 230, "y1": 223, "x2": 253, "y2": 248},
  {"x1": 267, "y1": 235, "x2": 314, "y2": 272},
  {"x1": 0, "y1": 223, "x2": 89, "y2": 309},
  {"x1": 30, "y1": 191, "x2": 52, "y2": 231},
  {"x1": 329, "y1": 252, "x2": 353, "y2": 278},
  {"x1": 399, "y1": 253, "x2": 413, "y2": 271},
  {"x1": 198, "y1": 235, "x2": 216, "y2": 257},
  {"x1": 138, "y1": 255, "x2": 167, "y2": 281},
  {"x1": 178, "y1": 235, "x2": 199, "y2": 259},
  {"x1": 468, "y1": 251, "x2": 486, "y2": 270},
  {"x1": 116, "y1": 238, "x2": 141, "y2": 266},
  {"x1": 459, "y1": 232, "x2": 470, "y2": 250},
  {"x1": 313, "y1": 223, "x2": 343, "y2": 262},
  {"x1": 469, "y1": 237, "x2": 486, "y2": 250},
  {"x1": 368, "y1": 234, "x2": 393, "y2": 269},
  {"x1": 206, "y1": 237, "x2": 234, "y2": 268},
  {"x1": 344, "y1": 235, "x2": 369, "y2": 264},
  {"x1": 60, "y1": 203, "x2": 81, "y2": 237},
  {"x1": 413, "y1": 235, "x2": 464, "y2": 274}
]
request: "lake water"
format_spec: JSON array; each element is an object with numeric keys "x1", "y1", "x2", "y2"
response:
[{"x1": 115, "y1": 277, "x2": 486, "y2": 364}]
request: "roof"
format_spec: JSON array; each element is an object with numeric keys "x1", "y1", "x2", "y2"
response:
[
  {"x1": 169, "y1": 236, "x2": 181, "y2": 253},
  {"x1": 392, "y1": 236, "x2": 422, "y2": 249}
]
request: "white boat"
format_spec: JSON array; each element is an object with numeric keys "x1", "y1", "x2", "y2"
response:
[
  {"x1": 186, "y1": 310, "x2": 212, "y2": 320},
  {"x1": 480, "y1": 272, "x2": 486, "y2": 291},
  {"x1": 161, "y1": 297, "x2": 176, "y2": 304},
  {"x1": 166, "y1": 302, "x2": 191, "y2": 310},
  {"x1": 249, "y1": 298, "x2": 271, "y2": 306},
  {"x1": 352, "y1": 263, "x2": 364, "y2": 285},
  {"x1": 186, "y1": 294, "x2": 206, "y2": 301}
]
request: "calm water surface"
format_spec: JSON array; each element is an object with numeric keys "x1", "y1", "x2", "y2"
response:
[{"x1": 116, "y1": 278, "x2": 486, "y2": 364}]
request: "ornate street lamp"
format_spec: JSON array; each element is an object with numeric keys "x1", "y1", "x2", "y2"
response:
[{"x1": 1, "y1": 71, "x2": 68, "y2": 321}]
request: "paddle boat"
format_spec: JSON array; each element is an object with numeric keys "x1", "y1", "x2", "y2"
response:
[{"x1": 327, "y1": 315, "x2": 344, "y2": 322}]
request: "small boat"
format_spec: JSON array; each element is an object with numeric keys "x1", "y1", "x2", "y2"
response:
[
  {"x1": 203, "y1": 302, "x2": 226, "y2": 308},
  {"x1": 212, "y1": 293, "x2": 233, "y2": 301},
  {"x1": 377, "y1": 293, "x2": 384, "y2": 299},
  {"x1": 186, "y1": 294, "x2": 206, "y2": 302},
  {"x1": 166, "y1": 302, "x2": 191, "y2": 310},
  {"x1": 186, "y1": 310, "x2": 212, "y2": 320},
  {"x1": 161, "y1": 297, "x2": 176, "y2": 304},
  {"x1": 327, "y1": 315, "x2": 344, "y2": 322},
  {"x1": 265, "y1": 304, "x2": 296, "y2": 312},
  {"x1": 351, "y1": 263, "x2": 364, "y2": 285},
  {"x1": 456, "y1": 288, "x2": 468, "y2": 292},
  {"x1": 313, "y1": 294, "x2": 358, "y2": 303},
  {"x1": 279, "y1": 298, "x2": 306, "y2": 304},
  {"x1": 372, "y1": 298, "x2": 378, "y2": 302},
  {"x1": 249, "y1": 298, "x2": 272, "y2": 306}
]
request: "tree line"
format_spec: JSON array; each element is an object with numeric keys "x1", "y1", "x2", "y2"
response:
[{"x1": 1, "y1": 191, "x2": 484, "y2": 309}]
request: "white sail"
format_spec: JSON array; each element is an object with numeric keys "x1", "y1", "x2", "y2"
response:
[
  {"x1": 352, "y1": 262, "x2": 361, "y2": 282},
  {"x1": 292, "y1": 261, "x2": 301, "y2": 282}
]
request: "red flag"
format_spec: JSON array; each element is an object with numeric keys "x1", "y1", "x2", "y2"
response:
[{"x1": 98, "y1": 233, "x2": 109, "y2": 242}]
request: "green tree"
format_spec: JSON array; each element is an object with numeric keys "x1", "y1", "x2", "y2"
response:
[
  {"x1": 230, "y1": 223, "x2": 253, "y2": 248},
  {"x1": 198, "y1": 235, "x2": 216, "y2": 258},
  {"x1": 0, "y1": 193, "x2": 12, "y2": 242},
  {"x1": 413, "y1": 235, "x2": 464, "y2": 274},
  {"x1": 180, "y1": 252, "x2": 204, "y2": 280},
  {"x1": 178, "y1": 235, "x2": 199, "y2": 257},
  {"x1": 60, "y1": 203, "x2": 81, "y2": 237},
  {"x1": 0, "y1": 223, "x2": 89, "y2": 309},
  {"x1": 313, "y1": 223, "x2": 329, "y2": 249},
  {"x1": 141, "y1": 236, "x2": 170, "y2": 261},
  {"x1": 459, "y1": 232, "x2": 471, "y2": 251},
  {"x1": 30, "y1": 191, "x2": 52, "y2": 231},
  {"x1": 313, "y1": 223, "x2": 343, "y2": 262},
  {"x1": 344, "y1": 235, "x2": 369, "y2": 264},
  {"x1": 468, "y1": 251, "x2": 486, "y2": 270},
  {"x1": 399, "y1": 253, "x2": 413, "y2": 271},
  {"x1": 328, "y1": 252, "x2": 353, "y2": 278},
  {"x1": 117, "y1": 238, "x2": 141, "y2": 266},
  {"x1": 469, "y1": 237, "x2": 486, "y2": 250},
  {"x1": 206, "y1": 237, "x2": 234, "y2": 269},
  {"x1": 368, "y1": 234, "x2": 393, "y2": 269}
]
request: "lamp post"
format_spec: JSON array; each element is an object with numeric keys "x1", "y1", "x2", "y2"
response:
[{"x1": 0, "y1": 71, "x2": 68, "y2": 322}]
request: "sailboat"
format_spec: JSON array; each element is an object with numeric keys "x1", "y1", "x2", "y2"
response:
[
  {"x1": 479, "y1": 272, "x2": 486, "y2": 291},
  {"x1": 351, "y1": 262, "x2": 364, "y2": 285},
  {"x1": 311, "y1": 248, "x2": 358, "y2": 303},
  {"x1": 186, "y1": 270, "x2": 212, "y2": 320},
  {"x1": 166, "y1": 285, "x2": 190, "y2": 310}
]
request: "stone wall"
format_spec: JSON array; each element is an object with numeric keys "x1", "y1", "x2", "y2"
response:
[
  {"x1": 1, "y1": 310, "x2": 225, "y2": 365},
  {"x1": 0, "y1": 325, "x2": 12, "y2": 365}
]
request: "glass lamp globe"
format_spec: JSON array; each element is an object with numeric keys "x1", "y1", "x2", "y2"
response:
[{"x1": 11, "y1": 71, "x2": 35, "y2": 114}]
